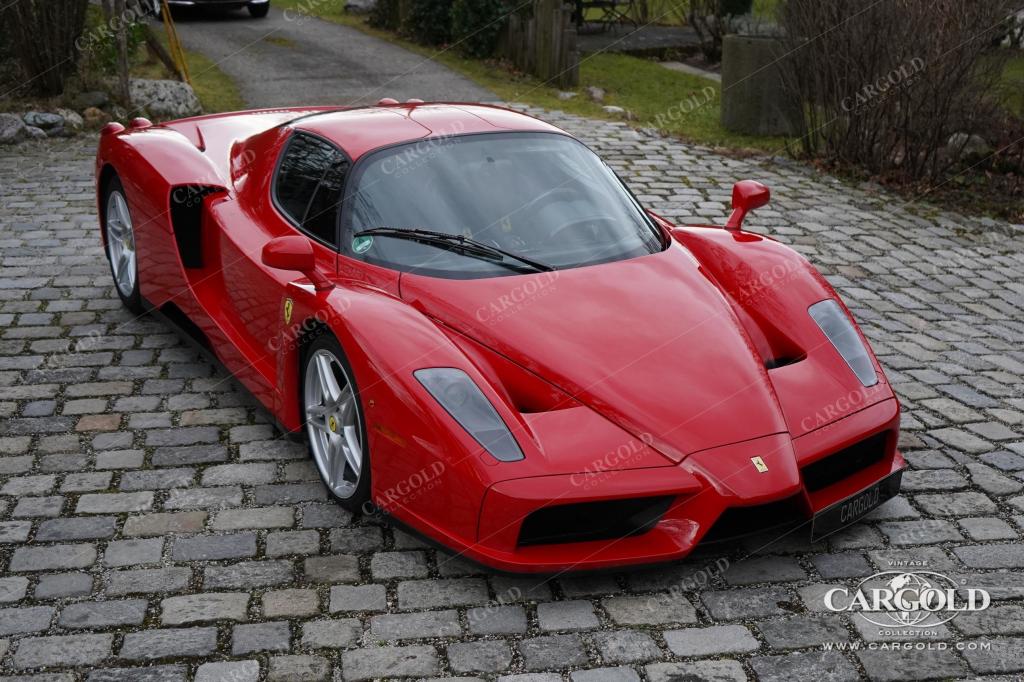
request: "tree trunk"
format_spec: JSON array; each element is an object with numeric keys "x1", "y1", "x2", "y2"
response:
[{"x1": 114, "y1": 0, "x2": 131, "y2": 104}]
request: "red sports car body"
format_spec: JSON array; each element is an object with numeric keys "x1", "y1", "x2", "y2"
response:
[{"x1": 95, "y1": 102, "x2": 904, "y2": 572}]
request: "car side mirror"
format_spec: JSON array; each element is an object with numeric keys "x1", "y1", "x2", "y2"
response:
[
  {"x1": 725, "y1": 180, "x2": 770, "y2": 231},
  {"x1": 262, "y1": 236, "x2": 332, "y2": 290}
]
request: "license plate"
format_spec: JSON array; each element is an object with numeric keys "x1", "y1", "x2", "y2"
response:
[{"x1": 811, "y1": 469, "x2": 903, "y2": 541}]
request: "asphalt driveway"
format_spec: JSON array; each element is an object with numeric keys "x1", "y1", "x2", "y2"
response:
[{"x1": 168, "y1": 5, "x2": 493, "y2": 107}]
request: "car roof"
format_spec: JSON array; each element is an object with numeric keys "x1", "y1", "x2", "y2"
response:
[{"x1": 293, "y1": 102, "x2": 566, "y2": 159}]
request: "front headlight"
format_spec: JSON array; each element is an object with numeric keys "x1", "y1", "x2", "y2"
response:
[
  {"x1": 808, "y1": 299, "x2": 878, "y2": 387},
  {"x1": 414, "y1": 368, "x2": 525, "y2": 462}
]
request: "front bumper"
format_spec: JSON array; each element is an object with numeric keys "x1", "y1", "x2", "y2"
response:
[{"x1": 455, "y1": 398, "x2": 904, "y2": 573}]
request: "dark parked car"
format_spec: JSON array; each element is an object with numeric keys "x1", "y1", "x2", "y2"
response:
[{"x1": 146, "y1": 0, "x2": 270, "y2": 19}]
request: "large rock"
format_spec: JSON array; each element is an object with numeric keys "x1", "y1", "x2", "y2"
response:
[
  {"x1": 56, "y1": 108, "x2": 84, "y2": 134},
  {"x1": 83, "y1": 107, "x2": 112, "y2": 129},
  {"x1": 129, "y1": 79, "x2": 202, "y2": 120},
  {"x1": 947, "y1": 132, "x2": 991, "y2": 160},
  {"x1": 25, "y1": 126, "x2": 47, "y2": 140},
  {"x1": 23, "y1": 111, "x2": 64, "y2": 130},
  {"x1": 0, "y1": 113, "x2": 27, "y2": 145}
]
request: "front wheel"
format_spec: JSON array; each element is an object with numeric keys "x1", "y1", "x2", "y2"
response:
[
  {"x1": 102, "y1": 175, "x2": 144, "y2": 314},
  {"x1": 248, "y1": 2, "x2": 270, "y2": 17},
  {"x1": 301, "y1": 334, "x2": 370, "y2": 511}
]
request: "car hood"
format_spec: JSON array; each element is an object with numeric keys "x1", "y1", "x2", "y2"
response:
[{"x1": 398, "y1": 244, "x2": 789, "y2": 462}]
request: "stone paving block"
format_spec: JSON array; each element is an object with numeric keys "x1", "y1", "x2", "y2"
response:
[
  {"x1": 329, "y1": 584, "x2": 387, "y2": 613},
  {"x1": 119, "y1": 627, "x2": 218, "y2": 660},
  {"x1": 663, "y1": 625, "x2": 759, "y2": 657},
  {"x1": 195, "y1": 661, "x2": 259, "y2": 682},
  {"x1": 161, "y1": 593, "x2": 249, "y2": 625},
  {"x1": 537, "y1": 600, "x2": 600, "y2": 631},
  {"x1": 370, "y1": 550, "x2": 430, "y2": 579},
  {"x1": 211, "y1": 506, "x2": 294, "y2": 530},
  {"x1": 370, "y1": 609, "x2": 461, "y2": 641},
  {"x1": 13, "y1": 633, "x2": 113, "y2": 669},
  {"x1": 58, "y1": 600, "x2": 147, "y2": 629},
  {"x1": 9, "y1": 544, "x2": 96, "y2": 571},
  {"x1": 86, "y1": 665, "x2": 187, "y2": 682},
  {"x1": 171, "y1": 533, "x2": 256, "y2": 561},
  {"x1": 103, "y1": 538, "x2": 164, "y2": 567},
  {"x1": 0, "y1": 606, "x2": 55, "y2": 636},
  {"x1": 303, "y1": 554, "x2": 359, "y2": 583},
  {"x1": 106, "y1": 568, "x2": 191, "y2": 596},
  {"x1": 341, "y1": 645, "x2": 439, "y2": 681},
  {"x1": 519, "y1": 634, "x2": 588, "y2": 670},
  {"x1": 396, "y1": 578, "x2": 489, "y2": 609},
  {"x1": 588, "y1": 630, "x2": 660, "y2": 663},
  {"x1": 467, "y1": 605, "x2": 528, "y2": 634},
  {"x1": 301, "y1": 618, "x2": 361, "y2": 649},
  {"x1": 447, "y1": 640, "x2": 512, "y2": 673},
  {"x1": 35, "y1": 516, "x2": 116, "y2": 541},
  {"x1": 266, "y1": 530, "x2": 320, "y2": 557},
  {"x1": 266, "y1": 655, "x2": 332, "y2": 682},
  {"x1": 0, "y1": 577, "x2": 29, "y2": 603},
  {"x1": 75, "y1": 491, "x2": 152, "y2": 514},
  {"x1": 204, "y1": 560, "x2": 294, "y2": 590},
  {"x1": 263, "y1": 589, "x2": 319, "y2": 618},
  {"x1": 232, "y1": 621, "x2": 291, "y2": 655},
  {"x1": 750, "y1": 651, "x2": 859, "y2": 682},
  {"x1": 35, "y1": 573, "x2": 94, "y2": 599},
  {"x1": 702, "y1": 587, "x2": 795, "y2": 620},
  {"x1": 756, "y1": 615, "x2": 849, "y2": 649}
]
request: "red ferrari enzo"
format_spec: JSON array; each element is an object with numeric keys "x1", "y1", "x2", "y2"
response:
[{"x1": 95, "y1": 102, "x2": 904, "y2": 572}]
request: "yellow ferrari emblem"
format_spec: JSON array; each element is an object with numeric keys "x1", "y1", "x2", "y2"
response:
[
  {"x1": 328, "y1": 416, "x2": 337, "y2": 432},
  {"x1": 751, "y1": 456, "x2": 768, "y2": 473},
  {"x1": 283, "y1": 298, "x2": 293, "y2": 325}
]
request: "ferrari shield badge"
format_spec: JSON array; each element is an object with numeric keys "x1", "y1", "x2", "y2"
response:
[
  {"x1": 751, "y1": 456, "x2": 768, "y2": 473},
  {"x1": 283, "y1": 298, "x2": 293, "y2": 325}
]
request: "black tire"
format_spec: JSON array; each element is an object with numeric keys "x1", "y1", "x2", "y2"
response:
[
  {"x1": 248, "y1": 2, "x2": 270, "y2": 17},
  {"x1": 301, "y1": 333, "x2": 371, "y2": 512},
  {"x1": 102, "y1": 175, "x2": 145, "y2": 314}
]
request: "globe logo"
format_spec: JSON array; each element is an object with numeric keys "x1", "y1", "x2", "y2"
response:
[
  {"x1": 823, "y1": 570, "x2": 991, "y2": 628},
  {"x1": 885, "y1": 573, "x2": 934, "y2": 627}
]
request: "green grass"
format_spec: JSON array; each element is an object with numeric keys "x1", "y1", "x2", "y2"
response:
[
  {"x1": 1001, "y1": 53, "x2": 1024, "y2": 117},
  {"x1": 273, "y1": 1, "x2": 785, "y2": 152},
  {"x1": 136, "y1": 30, "x2": 247, "y2": 113}
]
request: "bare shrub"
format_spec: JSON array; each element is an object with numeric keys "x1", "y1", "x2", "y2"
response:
[
  {"x1": 1, "y1": 0, "x2": 90, "y2": 97},
  {"x1": 777, "y1": 0, "x2": 1017, "y2": 183},
  {"x1": 682, "y1": 0, "x2": 754, "y2": 62}
]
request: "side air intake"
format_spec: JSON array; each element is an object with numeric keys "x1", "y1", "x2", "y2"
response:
[{"x1": 169, "y1": 185, "x2": 223, "y2": 268}]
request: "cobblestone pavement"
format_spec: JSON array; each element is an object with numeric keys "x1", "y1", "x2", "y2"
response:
[{"x1": 1, "y1": 109, "x2": 1023, "y2": 682}]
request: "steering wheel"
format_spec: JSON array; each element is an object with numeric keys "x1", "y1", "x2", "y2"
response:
[
  {"x1": 517, "y1": 186, "x2": 578, "y2": 218},
  {"x1": 545, "y1": 215, "x2": 618, "y2": 245}
]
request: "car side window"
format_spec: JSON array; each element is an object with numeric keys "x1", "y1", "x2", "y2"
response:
[{"x1": 274, "y1": 132, "x2": 350, "y2": 247}]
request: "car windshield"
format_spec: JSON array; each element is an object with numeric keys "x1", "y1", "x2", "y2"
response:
[{"x1": 341, "y1": 132, "x2": 664, "y2": 278}]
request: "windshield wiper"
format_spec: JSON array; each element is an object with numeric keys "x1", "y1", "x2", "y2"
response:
[{"x1": 353, "y1": 227, "x2": 555, "y2": 273}]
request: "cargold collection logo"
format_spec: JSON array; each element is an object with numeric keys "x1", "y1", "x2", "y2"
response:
[{"x1": 824, "y1": 570, "x2": 990, "y2": 628}]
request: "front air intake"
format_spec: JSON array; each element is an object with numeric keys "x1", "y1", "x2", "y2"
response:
[
  {"x1": 801, "y1": 432, "x2": 889, "y2": 492},
  {"x1": 516, "y1": 496, "x2": 674, "y2": 546}
]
